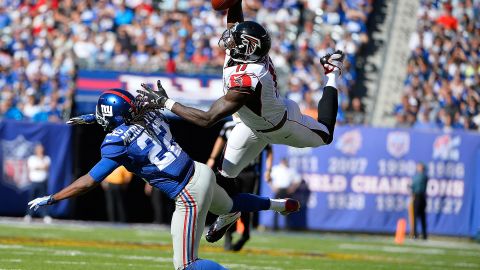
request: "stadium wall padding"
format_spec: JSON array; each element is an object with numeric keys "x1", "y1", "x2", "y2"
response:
[
  {"x1": 0, "y1": 120, "x2": 72, "y2": 217},
  {"x1": 260, "y1": 127, "x2": 480, "y2": 237},
  {"x1": 473, "y1": 151, "x2": 480, "y2": 238},
  {"x1": 2, "y1": 120, "x2": 480, "y2": 237}
]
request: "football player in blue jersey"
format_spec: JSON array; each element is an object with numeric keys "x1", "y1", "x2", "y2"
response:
[{"x1": 28, "y1": 89, "x2": 300, "y2": 270}]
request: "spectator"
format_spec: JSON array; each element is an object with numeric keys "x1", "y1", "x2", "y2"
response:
[
  {"x1": 269, "y1": 158, "x2": 301, "y2": 230},
  {"x1": 25, "y1": 144, "x2": 51, "y2": 223},
  {"x1": 397, "y1": 0, "x2": 479, "y2": 130},
  {"x1": 0, "y1": 98, "x2": 23, "y2": 120},
  {"x1": 413, "y1": 109, "x2": 436, "y2": 130},
  {"x1": 410, "y1": 162, "x2": 428, "y2": 240},
  {"x1": 436, "y1": 3, "x2": 457, "y2": 30},
  {"x1": 23, "y1": 95, "x2": 40, "y2": 119},
  {"x1": 0, "y1": 1, "x2": 372, "y2": 123},
  {"x1": 346, "y1": 97, "x2": 365, "y2": 125},
  {"x1": 102, "y1": 166, "x2": 132, "y2": 223}
]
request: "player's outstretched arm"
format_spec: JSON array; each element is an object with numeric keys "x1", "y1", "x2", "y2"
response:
[
  {"x1": 28, "y1": 174, "x2": 99, "y2": 211},
  {"x1": 170, "y1": 91, "x2": 250, "y2": 128},
  {"x1": 135, "y1": 79, "x2": 251, "y2": 128},
  {"x1": 227, "y1": 0, "x2": 243, "y2": 28},
  {"x1": 50, "y1": 174, "x2": 99, "y2": 202},
  {"x1": 28, "y1": 158, "x2": 120, "y2": 211}
]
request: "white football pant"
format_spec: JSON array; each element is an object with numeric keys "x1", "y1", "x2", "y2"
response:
[
  {"x1": 171, "y1": 162, "x2": 232, "y2": 270},
  {"x1": 220, "y1": 99, "x2": 329, "y2": 178}
]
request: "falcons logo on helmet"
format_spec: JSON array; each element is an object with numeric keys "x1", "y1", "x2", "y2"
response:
[{"x1": 240, "y1": 34, "x2": 261, "y2": 56}]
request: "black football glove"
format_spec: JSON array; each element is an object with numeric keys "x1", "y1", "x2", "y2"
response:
[
  {"x1": 66, "y1": 114, "x2": 96, "y2": 125},
  {"x1": 136, "y1": 80, "x2": 169, "y2": 109}
]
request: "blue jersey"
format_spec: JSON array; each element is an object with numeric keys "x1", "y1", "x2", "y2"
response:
[{"x1": 89, "y1": 111, "x2": 194, "y2": 199}]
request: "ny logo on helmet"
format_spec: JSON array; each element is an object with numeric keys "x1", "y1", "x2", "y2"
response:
[
  {"x1": 240, "y1": 34, "x2": 261, "y2": 56},
  {"x1": 101, "y1": 105, "x2": 113, "y2": 117}
]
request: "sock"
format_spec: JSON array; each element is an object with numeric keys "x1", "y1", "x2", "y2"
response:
[
  {"x1": 230, "y1": 193, "x2": 271, "y2": 213},
  {"x1": 269, "y1": 199, "x2": 286, "y2": 212},
  {"x1": 317, "y1": 83, "x2": 338, "y2": 144},
  {"x1": 185, "y1": 259, "x2": 227, "y2": 270},
  {"x1": 325, "y1": 72, "x2": 338, "y2": 89}
]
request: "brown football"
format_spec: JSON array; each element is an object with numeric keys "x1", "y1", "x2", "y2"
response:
[{"x1": 211, "y1": 0, "x2": 239, "y2": 11}]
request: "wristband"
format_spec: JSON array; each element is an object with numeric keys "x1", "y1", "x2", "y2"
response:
[
  {"x1": 47, "y1": 195, "x2": 57, "y2": 205},
  {"x1": 165, "y1": 99, "x2": 176, "y2": 110}
]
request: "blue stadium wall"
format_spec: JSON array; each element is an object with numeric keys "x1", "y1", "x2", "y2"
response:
[
  {"x1": 2, "y1": 121, "x2": 479, "y2": 237},
  {"x1": 260, "y1": 127, "x2": 480, "y2": 237}
]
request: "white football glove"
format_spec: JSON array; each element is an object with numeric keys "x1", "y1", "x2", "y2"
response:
[
  {"x1": 66, "y1": 114, "x2": 96, "y2": 125},
  {"x1": 28, "y1": 195, "x2": 55, "y2": 211}
]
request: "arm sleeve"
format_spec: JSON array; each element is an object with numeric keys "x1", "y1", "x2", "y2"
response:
[{"x1": 88, "y1": 158, "x2": 121, "y2": 183}]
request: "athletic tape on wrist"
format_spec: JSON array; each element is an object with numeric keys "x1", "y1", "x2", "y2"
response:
[
  {"x1": 165, "y1": 99, "x2": 176, "y2": 110},
  {"x1": 325, "y1": 73, "x2": 338, "y2": 89}
]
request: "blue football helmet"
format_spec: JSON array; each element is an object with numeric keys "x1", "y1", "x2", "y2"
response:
[{"x1": 95, "y1": 89, "x2": 137, "y2": 131}]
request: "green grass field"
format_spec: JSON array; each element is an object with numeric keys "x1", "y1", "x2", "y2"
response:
[{"x1": 0, "y1": 220, "x2": 478, "y2": 270}]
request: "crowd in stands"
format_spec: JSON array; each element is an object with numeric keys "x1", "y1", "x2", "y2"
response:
[
  {"x1": 0, "y1": 0, "x2": 372, "y2": 124},
  {"x1": 0, "y1": 0, "x2": 75, "y2": 122},
  {"x1": 396, "y1": 0, "x2": 480, "y2": 131}
]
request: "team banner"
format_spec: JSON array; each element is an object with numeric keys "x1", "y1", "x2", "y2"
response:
[
  {"x1": 75, "y1": 70, "x2": 223, "y2": 115},
  {"x1": 260, "y1": 127, "x2": 480, "y2": 237},
  {"x1": 0, "y1": 120, "x2": 72, "y2": 217}
]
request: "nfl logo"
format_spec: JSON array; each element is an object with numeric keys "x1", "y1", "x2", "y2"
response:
[
  {"x1": 386, "y1": 131, "x2": 410, "y2": 158},
  {"x1": 1, "y1": 135, "x2": 34, "y2": 191}
]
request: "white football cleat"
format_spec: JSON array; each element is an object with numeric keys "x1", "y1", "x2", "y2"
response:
[
  {"x1": 320, "y1": 50, "x2": 345, "y2": 75},
  {"x1": 206, "y1": 212, "x2": 241, "y2": 243}
]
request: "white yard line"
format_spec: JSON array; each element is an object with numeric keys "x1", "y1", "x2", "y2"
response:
[
  {"x1": 44, "y1": 260, "x2": 163, "y2": 268},
  {"x1": 44, "y1": 260, "x2": 87, "y2": 265},
  {"x1": 122, "y1": 255, "x2": 171, "y2": 263},
  {"x1": 0, "y1": 245, "x2": 172, "y2": 263},
  {"x1": 405, "y1": 239, "x2": 480, "y2": 251},
  {"x1": 0, "y1": 259, "x2": 22, "y2": 263},
  {"x1": 225, "y1": 264, "x2": 284, "y2": 270},
  {"x1": 0, "y1": 245, "x2": 23, "y2": 249},
  {"x1": 4, "y1": 252, "x2": 33, "y2": 256},
  {"x1": 339, "y1": 243, "x2": 445, "y2": 255},
  {"x1": 454, "y1": 262, "x2": 480, "y2": 269}
]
